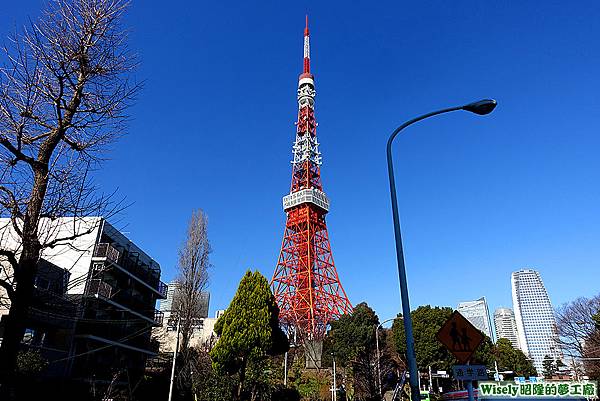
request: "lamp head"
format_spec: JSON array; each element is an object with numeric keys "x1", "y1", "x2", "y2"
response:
[{"x1": 462, "y1": 99, "x2": 497, "y2": 115}]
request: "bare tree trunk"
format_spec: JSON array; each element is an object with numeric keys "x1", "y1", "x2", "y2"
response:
[
  {"x1": 0, "y1": 254, "x2": 37, "y2": 382},
  {"x1": 0, "y1": 171, "x2": 47, "y2": 386}
]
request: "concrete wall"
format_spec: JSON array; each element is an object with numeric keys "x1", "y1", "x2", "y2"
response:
[
  {"x1": 0, "y1": 217, "x2": 103, "y2": 317},
  {"x1": 152, "y1": 317, "x2": 218, "y2": 353}
]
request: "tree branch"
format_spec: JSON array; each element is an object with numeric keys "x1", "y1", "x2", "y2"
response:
[
  {"x1": 0, "y1": 249, "x2": 18, "y2": 271},
  {"x1": 0, "y1": 277, "x2": 15, "y2": 300}
]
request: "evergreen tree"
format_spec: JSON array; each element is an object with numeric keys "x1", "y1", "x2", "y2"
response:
[
  {"x1": 393, "y1": 305, "x2": 456, "y2": 371},
  {"x1": 210, "y1": 270, "x2": 288, "y2": 400},
  {"x1": 472, "y1": 335, "x2": 496, "y2": 370},
  {"x1": 392, "y1": 306, "x2": 537, "y2": 381},
  {"x1": 495, "y1": 338, "x2": 537, "y2": 378},
  {"x1": 541, "y1": 355, "x2": 566, "y2": 378},
  {"x1": 326, "y1": 302, "x2": 382, "y2": 400}
]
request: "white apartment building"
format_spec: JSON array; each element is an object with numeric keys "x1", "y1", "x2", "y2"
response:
[{"x1": 0, "y1": 217, "x2": 167, "y2": 388}]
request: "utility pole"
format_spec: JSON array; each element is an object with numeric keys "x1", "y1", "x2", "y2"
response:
[
  {"x1": 376, "y1": 317, "x2": 401, "y2": 398},
  {"x1": 284, "y1": 351, "x2": 288, "y2": 386},
  {"x1": 168, "y1": 317, "x2": 181, "y2": 401},
  {"x1": 428, "y1": 366, "x2": 433, "y2": 392},
  {"x1": 284, "y1": 333, "x2": 295, "y2": 386},
  {"x1": 331, "y1": 352, "x2": 337, "y2": 401},
  {"x1": 494, "y1": 360, "x2": 500, "y2": 381}
]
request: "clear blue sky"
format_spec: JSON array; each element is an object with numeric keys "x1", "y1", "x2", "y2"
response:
[{"x1": 3, "y1": 1, "x2": 599, "y2": 323}]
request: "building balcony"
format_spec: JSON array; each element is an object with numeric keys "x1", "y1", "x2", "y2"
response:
[
  {"x1": 84, "y1": 279, "x2": 163, "y2": 327},
  {"x1": 85, "y1": 278, "x2": 112, "y2": 299},
  {"x1": 93, "y1": 243, "x2": 120, "y2": 265},
  {"x1": 93, "y1": 243, "x2": 167, "y2": 298},
  {"x1": 74, "y1": 327, "x2": 155, "y2": 356}
]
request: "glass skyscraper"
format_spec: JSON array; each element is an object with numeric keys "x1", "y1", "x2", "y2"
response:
[
  {"x1": 511, "y1": 269, "x2": 561, "y2": 373},
  {"x1": 457, "y1": 297, "x2": 494, "y2": 340},
  {"x1": 494, "y1": 307, "x2": 520, "y2": 349},
  {"x1": 159, "y1": 281, "x2": 210, "y2": 325}
]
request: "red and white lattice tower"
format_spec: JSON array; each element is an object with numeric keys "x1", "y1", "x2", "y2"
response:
[{"x1": 271, "y1": 17, "x2": 352, "y2": 342}]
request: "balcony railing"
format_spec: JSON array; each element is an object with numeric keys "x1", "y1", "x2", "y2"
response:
[
  {"x1": 76, "y1": 321, "x2": 153, "y2": 352},
  {"x1": 93, "y1": 243, "x2": 167, "y2": 298},
  {"x1": 85, "y1": 278, "x2": 112, "y2": 299},
  {"x1": 93, "y1": 243, "x2": 120, "y2": 265}
]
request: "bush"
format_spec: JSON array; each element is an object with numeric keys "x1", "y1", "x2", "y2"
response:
[{"x1": 16, "y1": 350, "x2": 48, "y2": 376}]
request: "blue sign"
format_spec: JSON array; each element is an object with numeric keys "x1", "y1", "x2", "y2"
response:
[{"x1": 453, "y1": 365, "x2": 489, "y2": 381}]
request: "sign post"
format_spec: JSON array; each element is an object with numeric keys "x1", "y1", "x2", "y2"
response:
[
  {"x1": 466, "y1": 379, "x2": 475, "y2": 401},
  {"x1": 437, "y1": 311, "x2": 485, "y2": 401},
  {"x1": 454, "y1": 365, "x2": 488, "y2": 401}
]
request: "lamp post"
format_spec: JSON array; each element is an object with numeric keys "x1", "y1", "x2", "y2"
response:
[
  {"x1": 386, "y1": 99, "x2": 497, "y2": 401},
  {"x1": 375, "y1": 317, "x2": 402, "y2": 397}
]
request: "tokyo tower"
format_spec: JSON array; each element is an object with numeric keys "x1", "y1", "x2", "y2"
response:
[{"x1": 271, "y1": 17, "x2": 352, "y2": 344}]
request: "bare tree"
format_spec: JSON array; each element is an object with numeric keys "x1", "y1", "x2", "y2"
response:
[
  {"x1": 0, "y1": 0, "x2": 138, "y2": 387},
  {"x1": 556, "y1": 296, "x2": 600, "y2": 357},
  {"x1": 556, "y1": 295, "x2": 600, "y2": 378},
  {"x1": 171, "y1": 209, "x2": 211, "y2": 384}
]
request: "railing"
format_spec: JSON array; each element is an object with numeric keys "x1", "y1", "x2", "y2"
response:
[
  {"x1": 85, "y1": 278, "x2": 112, "y2": 299},
  {"x1": 93, "y1": 243, "x2": 120, "y2": 264},
  {"x1": 76, "y1": 320, "x2": 152, "y2": 351},
  {"x1": 82, "y1": 285, "x2": 161, "y2": 325},
  {"x1": 154, "y1": 310, "x2": 164, "y2": 326},
  {"x1": 93, "y1": 243, "x2": 167, "y2": 298}
]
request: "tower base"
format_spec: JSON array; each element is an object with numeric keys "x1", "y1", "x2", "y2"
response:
[{"x1": 304, "y1": 340, "x2": 323, "y2": 369}]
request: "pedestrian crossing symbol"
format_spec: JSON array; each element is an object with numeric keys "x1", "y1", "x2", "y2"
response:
[{"x1": 436, "y1": 310, "x2": 484, "y2": 363}]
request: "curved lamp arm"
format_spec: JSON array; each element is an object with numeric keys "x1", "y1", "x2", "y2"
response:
[{"x1": 385, "y1": 98, "x2": 496, "y2": 401}]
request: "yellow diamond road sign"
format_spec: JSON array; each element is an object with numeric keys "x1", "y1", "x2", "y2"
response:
[{"x1": 436, "y1": 310, "x2": 484, "y2": 363}]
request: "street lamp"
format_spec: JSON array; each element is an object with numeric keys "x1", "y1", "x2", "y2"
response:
[
  {"x1": 375, "y1": 317, "x2": 402, "y2": 397},
  {"x1": 386, "y1": 99, "x2": 497, "y2": 401}
]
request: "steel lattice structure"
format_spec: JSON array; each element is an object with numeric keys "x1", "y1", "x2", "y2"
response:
[{"x1": 271, "y1": 18, "x2": 352, "y2": 342}]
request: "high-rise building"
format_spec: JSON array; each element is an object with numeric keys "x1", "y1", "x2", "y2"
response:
[
  {"x1": 159, "y1": 281, "x2": 210, "y2": 326},
  {"x1": 457, "y1": 297, "x2": 494, "y2": 340},
  {"x1": 159, "y1": 282, "x2": 179, "y2": 313},
  {"x1": 494, "y1": 307, "x2": 520, "y2": 349},
  {"x1": 512, "y1": 268, "x2": 561, "y2": 373}
]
